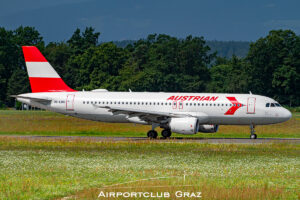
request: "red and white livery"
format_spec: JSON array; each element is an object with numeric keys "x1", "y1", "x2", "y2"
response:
[
  {"x1": 23, "y1": 46, "x2": 75, "y2": 93},
  {"x1": 14, "y1": 46, "x2": 292, "y2": 139}
]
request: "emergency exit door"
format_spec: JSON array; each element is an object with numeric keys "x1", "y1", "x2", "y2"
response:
[{"x1": 247, "y1": 97, "x2": 256, "y2": 114}]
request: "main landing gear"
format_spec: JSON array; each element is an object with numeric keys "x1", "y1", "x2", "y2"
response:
[
  {"x1": 147, "y1": 129, "x2": 172, "y2": 139},
  {"x1": 161, "y1": 129, "x2": 172, "y2": 138},
  {"x1": 250, "y1": 124, "x2": 257, "y2": 139},
  {"x1": 147, "y1": 130, "x2": 158, "y2": 139},
  {"x1": 147, "y1": 124, "x2": 172, "y2": 139}
]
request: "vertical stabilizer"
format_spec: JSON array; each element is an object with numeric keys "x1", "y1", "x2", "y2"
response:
[{"x1": 22, "y1": 46, "x2": 75, "y2": 93}]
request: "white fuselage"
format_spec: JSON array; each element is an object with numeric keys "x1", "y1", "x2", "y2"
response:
[{"x1": 17, "y1": 91, "x2": 292, "y2": 126}]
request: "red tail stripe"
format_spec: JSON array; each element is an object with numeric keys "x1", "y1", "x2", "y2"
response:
[
  {"x1": 22, "y1": 46, "x2": 47, "y2": 62},
  {"x1": 29, "y1": 77, "x2": 75, "y2": 93}
]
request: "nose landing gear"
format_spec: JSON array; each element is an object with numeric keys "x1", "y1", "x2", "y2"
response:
[{"x1": 250, "y1": 124, "x2": 257, "y2": 139}]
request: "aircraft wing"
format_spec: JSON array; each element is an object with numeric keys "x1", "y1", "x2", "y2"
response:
[{"x1": 93, "y1": 104, "x2": 208, "y2": 124}]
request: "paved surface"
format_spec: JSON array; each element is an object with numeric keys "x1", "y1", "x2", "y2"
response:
[{"x1": 1, "y1": 135, "x2": 300, "y2": 144}]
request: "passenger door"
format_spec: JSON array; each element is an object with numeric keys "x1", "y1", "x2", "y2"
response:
[{"x1": 247, "y1": 97, "x2": 256, "y2": 114}]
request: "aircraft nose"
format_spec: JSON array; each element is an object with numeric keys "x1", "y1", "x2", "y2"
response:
[{"x1": 282, "y1": 109, "x2": 292, "y2": 121}]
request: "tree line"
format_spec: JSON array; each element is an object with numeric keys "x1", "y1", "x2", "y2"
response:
[
  {"x1": 0, "y1": 26, "x2": 299, "y2": 107},
  {"x1": 113, "y1": 40, "x2": 250, "y2": 58}
]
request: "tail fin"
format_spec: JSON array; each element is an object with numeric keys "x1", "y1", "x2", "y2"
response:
[{"x1": 22, "y1": 46, "x2": 75, "y2": 93}]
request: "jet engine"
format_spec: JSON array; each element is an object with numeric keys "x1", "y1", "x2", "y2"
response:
[
  {"x1": 169, "y1": 117, "x2": 199, "y2": 135},
  {"x1": 198, "y1": 124, "x2": 219, "y2": 133}
]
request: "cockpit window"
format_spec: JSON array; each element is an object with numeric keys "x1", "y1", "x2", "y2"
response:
[
  {"x1": 266, "y1": 102, "x2": 281, "y2": 107},
  {"x1": 270, "y1": 103, "x2": 275, "y2": 107},
  {"x1": 266, "y1": 103, "x2": 270, "y2": 107}
]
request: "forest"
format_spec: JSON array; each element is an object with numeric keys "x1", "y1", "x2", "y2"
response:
[{"x1": 0, "y1": 26, "x2": 299, "y2": 107}]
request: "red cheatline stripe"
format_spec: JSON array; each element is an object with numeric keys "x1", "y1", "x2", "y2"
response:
[
  {"x1": 22, "y1": 46, "x2": 47, "y2": 62},
  {"x1": 224, "y1": 97, "x2": 243, "y2": 115},
  {"x1": 29, "y1": 77, "x2": 76, "y2": 93}
]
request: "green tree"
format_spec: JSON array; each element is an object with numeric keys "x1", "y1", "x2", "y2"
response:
[
  {"x1": 247, "y1": 29, "x2": 300, "y2": 105},
  {"x1": 6, "y1": 68, "x2": 30, "y2": 106},
  {"x1": 44, "y1": 42, "x2": 73, "y2": 81},
  {"x1": 208, "y1": 56, "x2": 249, "y2": 93},
  {"x1": 67, "y1": 27, "x2": 100, "y2": 54},
  {"x1": 119, "y1": 34, "x2": 215, "y2": 92},
  {"x1": 66, "y1": 42, "x2": 128, "y2": 90},
  {"x1": 0, "y1": 26, "x2": 44, "y2": 105}
]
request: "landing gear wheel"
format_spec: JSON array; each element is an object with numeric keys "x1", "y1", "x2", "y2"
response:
[
  {"x1": 147, "y1": 130, "x2": 158, "y2": 139},
  {"x1": 249, "y1": 124, "x2": 257, "y2": 139},
  {"x1": 161, "y1": 129, "x2": 172, "y2": 138},
  {"x1": 250, "y1": 134, "x2": 257, "y2": 139}
]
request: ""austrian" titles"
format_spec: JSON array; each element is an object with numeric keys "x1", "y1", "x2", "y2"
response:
[{"x1": 167, "y1": 96, "x2": 218, "y2": 101}]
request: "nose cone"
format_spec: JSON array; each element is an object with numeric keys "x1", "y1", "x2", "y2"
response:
[{"x1": 282, "y1": 108, "x2": 292, "y2": 122}]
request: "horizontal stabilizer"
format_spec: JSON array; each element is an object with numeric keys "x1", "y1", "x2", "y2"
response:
[{"x1": 12, "y1": 95, "x2": 52, "y2": 104}]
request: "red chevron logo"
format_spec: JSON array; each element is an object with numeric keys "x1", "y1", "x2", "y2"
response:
[{"x1": 224, "y1": 97, "x2": 243, "y2": 115}]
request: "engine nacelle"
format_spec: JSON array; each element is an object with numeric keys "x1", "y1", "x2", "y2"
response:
[
  {"x1": 198, "y1": 124, "x2": 219, "y2": 133},
  {"x1": 169, "y1": 117, "x2": 199, "y2": 135}
]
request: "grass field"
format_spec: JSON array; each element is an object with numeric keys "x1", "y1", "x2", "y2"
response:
[
  {"x1": 0, "y1": 110, "x2": 299, "y2": 138},
  {"x1": 0, "y1": 138, "x2": 299, "y2": 199},
  {"x1": 0, "y1": 110, "x2": 299, "y2": 199}
]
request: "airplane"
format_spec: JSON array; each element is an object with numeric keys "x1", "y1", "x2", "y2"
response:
[{"x1": 13, "y1": 46, "x2": 292, "y2": 139}]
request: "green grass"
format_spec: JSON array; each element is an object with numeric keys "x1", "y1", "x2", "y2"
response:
[
  {"x1": 0, "y1": 138, "x2": 299, "y2": 199},
  {"x1": 0, "y1": 110, "x2": 299, "y2": 138},
  {"x1": 0, "y1": 110, "x2": 299, "y2": 199}
]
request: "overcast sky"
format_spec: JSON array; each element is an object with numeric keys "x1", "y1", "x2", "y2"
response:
[{"x1": 1, "y1": 0, "x2": 300, "y2": 43}]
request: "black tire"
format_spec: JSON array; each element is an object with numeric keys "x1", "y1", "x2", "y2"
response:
[
  {"x1": 147, "y1": 130, "x2": 158, "y2": 139},
  {"x1": 250, "y1": 134, "x2": 257, "y2": 139},
  {"x1": 161, "y1": 129, "x2": 172, "y2": 138}
]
